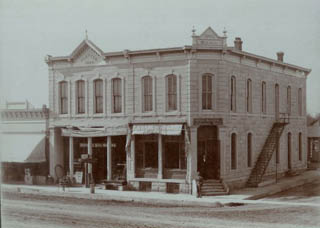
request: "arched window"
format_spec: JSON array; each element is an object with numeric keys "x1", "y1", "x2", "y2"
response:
[
  {"x1": 275, "y1": 84, "x2": 279, "y2": 118},
  {"x1": 247, "y1": 79, "x2": 252, "y2": 113},
  {"x1": 299, "y1": 132, "x2": 302, "y2": 161},
  {"x1": 287, "y1": 86, "x2": 291, "y2": 115},
  {"x1": 112, "y1": 78, "x2": 122, "y2": 113},
  {"x1": 166, "y1": 74, "x2": 177, "y2": 111},
  {"x1": 94, "y1": 79, "x2": 103, "y2": 113},
  {"x1": 142, "y1": 76, "x2": 152, "y2": 112},
  {"x1": 76, "y1": 80, "x2": 85, "y2": 114},
  {"x1": 276, "y1": 136, "x2": 280, "y2": 164},
  {"x1": 59, "y1": 81, "x2": 68, "y2": 114},
  {"x1": 231, "y1": 133, "x2": 237, "y2": 170},
  {"x1": 261, "y1": 81, "x2": 266, "y2": 114},
  {"x1": 298, "y1": 88, "x2": 302, "y2": 116},
  {"x1": 247, "y1": 133, "x2": 252, "y2": 167},
  {"x1": 230, "y1": 76, "x2": 236, "y2": 112},
  {"x1": 202, "y1": 74, "x2": 212, "y2": 110}
]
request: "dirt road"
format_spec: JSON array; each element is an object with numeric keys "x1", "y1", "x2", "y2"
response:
[{"x1": 2, "y1": 191, "x2": 319, "y2": 228}]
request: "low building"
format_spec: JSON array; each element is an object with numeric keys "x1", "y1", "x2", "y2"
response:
[
  {"x1": 0, "y1": 101, "x2": 49, "y2": 183},
  {"x1": 308, "y1": 118, "x2": 320, "y2": 163},
  {"x1": 45, "y1": 27, "x2": 311, "y2": 193}
]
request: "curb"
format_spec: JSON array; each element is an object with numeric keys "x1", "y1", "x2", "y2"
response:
[{"x1": 244, "y1": 172, "x2": 319, "y2": 200}]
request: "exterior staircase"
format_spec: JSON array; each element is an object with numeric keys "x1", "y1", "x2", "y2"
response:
[
  {"x1": 201, "y1": 179, "x2": 229, "y2": 196},
  {"x1": 247, "y1": 115, "x2": 289, "y2": 187}
]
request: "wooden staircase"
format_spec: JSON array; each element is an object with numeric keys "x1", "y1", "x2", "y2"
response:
[
  {"x1": 201, "y1": 179, "x2": 228, "y2": 196},
  {"x1": 247, "y1": 116, "x2": 289, "y2": 187}
]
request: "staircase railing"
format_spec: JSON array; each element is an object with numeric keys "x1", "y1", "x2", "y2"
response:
[{"x1": 247, "y1": 121, "x2": 287, "y2": 187}]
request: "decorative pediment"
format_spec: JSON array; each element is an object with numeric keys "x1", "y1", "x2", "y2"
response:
[
  {"x1": 192, "y1": 27, "x2": 226, "y2": 49},
  {"x1": 70, "y1": 40, "x2": 105, "y2": 66}
]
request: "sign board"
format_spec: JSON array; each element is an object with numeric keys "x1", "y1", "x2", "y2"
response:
[
  {"x1": 81, "y1": 154, "x2": 91, "y2": 160},
  {"x1": 193, "y1": 118, "x2": 223, "y2": 126},
  {"x1": 74, "y1": 171, "x2": 83, "y2": 184}
]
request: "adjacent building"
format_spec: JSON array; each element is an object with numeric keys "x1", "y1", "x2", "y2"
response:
[
  {"x1": 45, "y1": 27, "x2": 311, "y2": 193},
  {"x1": 0, "y1": 101, "x2": 49, "y2": 183}
]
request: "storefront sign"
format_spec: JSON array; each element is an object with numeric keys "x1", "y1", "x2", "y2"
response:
[
  {"x1": 74, "y1": 171, "x2": 83, "y2": 184},
  {"x1": 193, "y1": 118, "x2": 223, "y2": 126}
]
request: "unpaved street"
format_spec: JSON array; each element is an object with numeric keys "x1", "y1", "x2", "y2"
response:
[{"x1": 1, "y1": 191, "x2": 319, "y2": 228}]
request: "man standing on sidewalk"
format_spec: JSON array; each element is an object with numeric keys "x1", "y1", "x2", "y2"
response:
[{"x1": 195, "y1": 171, "x2": 203, "y2": 198}]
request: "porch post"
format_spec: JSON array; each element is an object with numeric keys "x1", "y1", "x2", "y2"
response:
[
  {"x1": 219, "y1": 128, "x2": 226, "y2": 179},
  {"x1": 128, "y1": 135, "x2": 135, "y2": 179},
  {"x1": 69, "y1": 136, "x2": 74, "y2": 177},
  {"x1": 107, "y1": 136, "x2": 112, "y2": 180},
  {"x1": 158, "y1": 134, "x2": 163, "y2": 179},
  {"x1": 188, "y1": 126, "x2": 198, "y2": 184},
  {"x1": 87, "y1": 137, "x2": 92, "y2": 175}
]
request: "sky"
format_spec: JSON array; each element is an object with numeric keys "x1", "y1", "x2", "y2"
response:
[{"x1": 0, "y1": 0, "x2": 319, "y2": 115}]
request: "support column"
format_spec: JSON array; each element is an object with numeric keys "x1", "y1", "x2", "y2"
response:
[
  {"x1": 69, "y1": 136, "x2": 74, "y2": 177},
  {"x1": 88, "y1": 137, "x2": 92, "y2": 175},
  {"x1": 107, "y1": 136, "x2": 112, "y2": 180},
  {"x1": 128, "y1": 135, "x2": 135, "y2": 180},
  {"x1": 188, "y1": 126, "x2": 198, "y2": 184},
  {"x1": 218, "y1": 128, "x2": 226, "y2": 179},
  {"x1": 158, "y1": 134, "x2": 163, "y2": 179}
]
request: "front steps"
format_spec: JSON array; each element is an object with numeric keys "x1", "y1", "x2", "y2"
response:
[{"x1": 201, "y1": 179, "x2": 228, "y2": 196}]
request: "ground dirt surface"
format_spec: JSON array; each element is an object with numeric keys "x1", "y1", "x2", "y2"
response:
[{"x1": 2, "y1": 191, "x2": 319, "y2": 228}]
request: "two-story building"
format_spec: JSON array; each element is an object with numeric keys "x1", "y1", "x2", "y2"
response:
[{"x1": 45, "y1": 27, "x2": 311, "y2": 193}]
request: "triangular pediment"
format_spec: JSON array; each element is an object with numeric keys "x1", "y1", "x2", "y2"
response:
[
  {"x1": 199, "y1": 27, "x2": 220, "y2": 39},
  {"x1": 70, "y1": 40, "x2": 105, "y2": 66},
  {"x1": 192, "y1": 27, "x2": 226, "y2": 49}
]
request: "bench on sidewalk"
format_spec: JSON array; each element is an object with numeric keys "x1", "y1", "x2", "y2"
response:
[{"x1": 102, "y1": 180, "x2": 127, "y2": 191}]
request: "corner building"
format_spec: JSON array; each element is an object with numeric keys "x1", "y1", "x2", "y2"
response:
[{"x1": 46, "y1": 27, "x2": 311, "y2": 193}]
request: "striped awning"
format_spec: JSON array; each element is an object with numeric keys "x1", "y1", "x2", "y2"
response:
[{"x1": 132, "y1": 124, "x2": 182, "y2": 135}]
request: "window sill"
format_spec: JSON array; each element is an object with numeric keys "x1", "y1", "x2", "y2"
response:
[
  {"x1": 139, "y1": 111, "x2": 156, "y2": 117},
  {"x1": 92, "y1": 113, "x2": 105, "y2": 118},
  {"x1": 164, "y1": 111, "x2": 181, "y2": 116},
  {"x1": 73, "y1": 113, "x2": 87, "y2": 118},
  {"x1": 110, "y1": 112, "x2": 126, "y2": 117},
  {"x1": 58, "y1": 114, "x2": 70, "y2": 118}
]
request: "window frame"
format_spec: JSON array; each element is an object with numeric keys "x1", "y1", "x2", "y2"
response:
[
  {"x1": 261, "y1": 81, "x2": 267, "y2": 114},
  {"x1": 299, "y1": 132, "x2": 302, "y2": 161},
  {"x1": 287, "y1": 86, "x2": 291, "y2": 115},
  {"x1": 298, "y1": 88, "x2": 302, "y2": 116},
  {"x1": 247, "y1": 133, "x2": 252, "y2": 167},
  {"x1": 230, "y1": 76, "x2": 236, "y2": 112},
  {"x1": 246, "y1": 79, "x2": 252, "y2": 113},
  {"x1": 142, "y1": 76, "x2": 153, "y2": 112},
  {"x1": 112, "y1": 78, "x2": 122, "y2": 113},
  {"x1": 59, "y1": 81, "x2": 68, "y2": 114},
  {"x1": 231, "y1": 133, "x2": 237, "y2": 170},
  {"x1": 166, "y1": 74, "x2": 177, "y2": 112},
  {"x1": 202, "y1": 74, "x2": 213, "y2": 110},
  {"x1": 94, "y1": 79, "x2": 103, "y2": 114},
  {"x1": 76, "y1": 80, "x2": 85, "y2": 114}
]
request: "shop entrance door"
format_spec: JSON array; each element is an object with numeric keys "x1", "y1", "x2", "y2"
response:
[
  {"x1": 92, "y1": 137, "x2": 107, "y2": 183},
  {"x1": 197, "y1": 126, "x2": 220, "y2": 179},
  {"x1": 111, "y1": 136, "x2": 127, "y2": 180}
]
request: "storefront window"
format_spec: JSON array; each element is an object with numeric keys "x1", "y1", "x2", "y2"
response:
[
  {"x1": 164, "y1": 135, "x2": 186, "y2": 169},
  {"x1": 135, "y1": 135, "x2": 158, "y2": 169}
]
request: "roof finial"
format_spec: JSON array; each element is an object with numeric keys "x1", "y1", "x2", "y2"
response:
[
  {"x1": 192, "y1": 26, "x2": 196, "y2": 36},
  {"x1": 85, "y1": 29, "x2": 88, "y2": 40},
  {"x1": 223, "y1": 27, "x2": 227, "y2": 38}
]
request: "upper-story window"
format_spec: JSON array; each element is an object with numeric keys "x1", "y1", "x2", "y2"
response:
[
  {"x1": 94, "y1": 79, "x2": 103, "y2": 114},
  {"x1": 298, "y1": 132, "x2": 302, "y2": 161},
  {"x1": 246, "y1": 79, "x2": 252, "y2": 113},
  {"x1": 298, "y1": 88, "x2": 302, "y2": 116},
  {"x1": 202, "y1": 74, "x2": 212, "y2": 110},
  {"x1": 59, "y1": 81, "x2": 68, "y2": 114},
  {"x1": 261, "y1": 81, "x2": 266, "y2": 114},
  {"x1": 112, "y1": 78, "x2": 122, "y2": 113},
  {"x1": 166, "y1": 74, "x2": 177, "y2": 111},
  {"x1": 142, "y1": 76, "x2": 153, "y2": 112},
  {"x1": 76, "y1": 80, "x2": 85, "y2": 114},
  {"x1": 230, "y1": 76, "x2": 236, "y2": 112},
  {"x1": 287, "y1": 86, "x2": 291, "y2": 115}
]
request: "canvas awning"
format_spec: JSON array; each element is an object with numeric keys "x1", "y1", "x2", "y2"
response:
[
  {"x1": 132, "y1": 124, "x2": 182, "y2": 135},
  {"x1": 61, "y1": 125, "x2": 128, "y2": 137},
  {"x1": 0, "y1": 134, "x2": 46, "y2": 163}
]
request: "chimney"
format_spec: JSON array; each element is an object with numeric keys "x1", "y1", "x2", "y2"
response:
[
  {"x1": 234, "y1": 37, "x2": 243, "y2": 51},
  {"x1": 277, "y1": 52, "x2": 284, "y2": 62}
]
